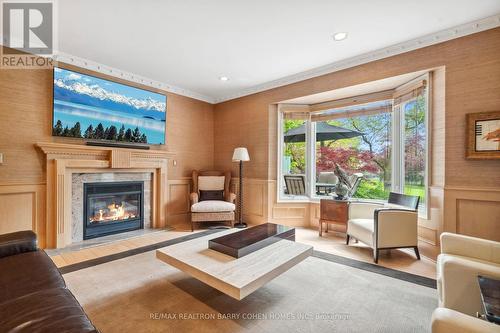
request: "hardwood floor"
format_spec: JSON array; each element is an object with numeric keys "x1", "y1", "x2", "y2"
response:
[
  {"x1": 295, "y1": 227, "x2": 437, "y2": 279},
  {"x1": 49, "y1": 223, "x2": 438, "y2": 280},
  {"x1": 49, "y1": 228, "x2": 197, "y2": 268}
]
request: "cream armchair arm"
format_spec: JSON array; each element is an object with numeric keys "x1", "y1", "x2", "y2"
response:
[
  {"x1": 431, "y1": 308, "x2": 500, "y2": 333},
  {"x1": 441, "y1": 232, "x2": 500, "y2": 264},
  {"x1": 375, "y1": 209, "x2": 418, "y2": 249},
  {"x1": 348, "y1": 202, "x2": 384, "y2": 220},
  {"x1": 438, "y1": 253, "x2": 500, "y2": 315},
  {"x1": 190, "y1": 192, "x2": 199, "y2": 205}
]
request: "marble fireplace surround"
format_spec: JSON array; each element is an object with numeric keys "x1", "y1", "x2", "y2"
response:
[
  {"x1": 37, "y1": 142, "x2": 174, "y2": 249},
  {"x1": 71, "y1": 172, "x2": 152, "y2": 243}
]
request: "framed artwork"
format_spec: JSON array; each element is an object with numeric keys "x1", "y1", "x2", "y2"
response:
[{"x1": 466, "y1": 111, "x2": 500, "y2": 159}]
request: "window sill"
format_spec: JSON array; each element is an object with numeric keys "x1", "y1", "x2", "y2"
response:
[
  {"x1": 277, "y1": 196, "x2": 386, "y2": 205},
  {"x1": 277, "y1": 195, "x2": 311, "y2": 204}
]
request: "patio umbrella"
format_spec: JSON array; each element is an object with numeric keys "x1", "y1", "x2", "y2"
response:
[{"x1": 284, "y1": 122, "x2": 363, "y2": 143}]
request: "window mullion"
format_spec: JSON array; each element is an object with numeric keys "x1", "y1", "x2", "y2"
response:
[
  {"x1": 305, "y1": 119, "x2": 315, "y2": 198},
  {"x1": 399, "y1": 104, "x2": 406, "y2": 192},
  {"x1": 392, "y1": 105, "x2": 402, "y2": 193},
  {"x1": 277, "y1": 108, "x2": 284, "y2": 201}
]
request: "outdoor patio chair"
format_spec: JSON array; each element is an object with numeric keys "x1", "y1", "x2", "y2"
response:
[
  {"x1": 284, "y1": 174, "x2": 306, "y2": 195},
  {"x1": 316, "y1": 172, "x2": 338, "y2": 195}
]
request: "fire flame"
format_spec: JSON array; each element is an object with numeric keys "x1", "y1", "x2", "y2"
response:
[{"x1": 89, "y1": 201, "x2": 137, "y2": 223}]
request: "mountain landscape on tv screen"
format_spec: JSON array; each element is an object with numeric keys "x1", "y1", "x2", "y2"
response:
[{"x1": 52, "y1": 67, "x2": 167, "y2": 144}]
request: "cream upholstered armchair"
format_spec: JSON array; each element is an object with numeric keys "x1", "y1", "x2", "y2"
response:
[
  {"x1": 431, "y1": 233, "x2": 500, "y2": 333},
  {"x1": 346, "y1": 192, "x2": 420, "y2": 263},
  {"x1": 190, "y1": 170, "x2": 236, "y2": 231},
  {"x1": 431, "y1": 308, "x2": 500, "y2": 333}
]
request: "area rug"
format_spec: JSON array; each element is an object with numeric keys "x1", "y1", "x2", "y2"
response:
[{"x1": 63, "y1": 238, "x2": 437, "y2": 333}]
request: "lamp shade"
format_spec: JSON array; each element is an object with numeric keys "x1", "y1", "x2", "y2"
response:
[{"x1": 232, "y1": 147, "x2": 250, "y2": 162}]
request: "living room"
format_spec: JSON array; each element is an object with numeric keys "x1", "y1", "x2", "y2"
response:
[{"x1": 0, "y1": 1, "x2": 499, "y2": 332}]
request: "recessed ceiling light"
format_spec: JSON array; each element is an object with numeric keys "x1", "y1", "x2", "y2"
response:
[
  {"x1": 333, "y1": 32, "x2": 348, "y2": 41},
  {"x1": 219, "y1": 76, "x2": 229, "y2": 81}
]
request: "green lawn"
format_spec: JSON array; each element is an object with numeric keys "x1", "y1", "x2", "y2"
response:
[
  {"x1": 354, "y1": 179, "x2": 389, "y2": 200},
  {"x1": 404, "y1": 184, "x2": 425, "y2": 199},
  {"x1": 354, "y1": 179, "x2": 425, "y2": 201}
]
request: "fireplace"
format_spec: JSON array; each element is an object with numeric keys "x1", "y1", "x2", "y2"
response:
[{"x1": 83, "y1": 181, "x2": 144, "y2": 239}]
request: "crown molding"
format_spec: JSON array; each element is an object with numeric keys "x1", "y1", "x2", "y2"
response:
[
  {"x1": 213, "y1": 14, "x2": 500, "y2": 103},
  {"x1": 52, "y1": 52, "x2": 216, "y2": 104}
]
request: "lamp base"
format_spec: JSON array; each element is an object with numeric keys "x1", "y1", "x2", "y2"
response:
[{"x1": 233, "y1": 222, "x2": 247, "y2": 229}]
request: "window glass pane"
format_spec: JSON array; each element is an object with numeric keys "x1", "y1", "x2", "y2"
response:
[
  {"x1": 404, "y1": 95, "x2": 426, "y2": 209},
  {"x1": 315, "y1": 112, "x2": 392, "y2": 200},
  {"x1": 282, "y1": 118, "x2": 307, "y2": 197}
]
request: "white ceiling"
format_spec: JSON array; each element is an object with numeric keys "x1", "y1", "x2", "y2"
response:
[{"x1": 57, "y1": 1, "x2": 500, "y2": 103}]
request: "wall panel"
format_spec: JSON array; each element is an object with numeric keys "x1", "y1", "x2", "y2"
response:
[
  {"x1": 0, "y1": 184, "x2": 46, "y2": 247},
  {"x1": 167, "y1": 178, "x2": 191, "y2": 225},
  {"x1": 444, "y1": 187, "x2": 500, "y2": 241},
  {"x1": 457, "y1": 199, "x2": 500, "y2": 241}
]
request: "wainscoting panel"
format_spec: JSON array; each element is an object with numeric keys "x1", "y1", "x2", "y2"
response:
[
  {"x1": 309, "y1": 203, "x2": 321, "y2": 229},
  {"x1": 167, "y1": 178, "x2": 191, "y2": 225},
  {"x1": 0, "y1": 193, "x2": 34, "y2": 231},
  {"x1": 231, "y1": 178, "x2": 269, "y2": 225},
  {"x1": 272, "y1": 207, "x2": 307, "y2": 219},
  {"x1": 418, "y1": 226, "x2": 438, "y2": 245},
  {"x1": 444, "y1": 187, "x2": 500, "y2": 242},
  {"x1": 457, "y1": 199, "x2": 500, "y2": 241},
  {"x1": 0, "y1": 184, "x2": 46, "y2": 247},
  {"x1": 244, "y1": 182, "x2": 265, "y2": 218}
]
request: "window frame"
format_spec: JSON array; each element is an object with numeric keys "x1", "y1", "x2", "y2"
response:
[
  {"x1": 277, "y1": 107, "x2": 310, "y2": 202},
  {"x1": 392, "y1": 74, "x2": 431, "y2": 219}
]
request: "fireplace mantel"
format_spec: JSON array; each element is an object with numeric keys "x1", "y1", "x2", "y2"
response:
[{"x1": 36, "y1": 142, "x2": 174, "y2": 248}]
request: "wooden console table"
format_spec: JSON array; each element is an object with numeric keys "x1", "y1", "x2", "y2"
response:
[{"x1": 319, "y1": 199, "x2": 349, "y2": 236}]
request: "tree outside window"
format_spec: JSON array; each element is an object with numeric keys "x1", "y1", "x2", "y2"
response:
[
  {"x1": 315, "y1": 112, "x2": 392, "y2": 200},
  {"x1": 404, "y1": 95, "x2": 426, "y2": 206}
]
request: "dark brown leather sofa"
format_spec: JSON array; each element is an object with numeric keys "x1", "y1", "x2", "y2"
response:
[{"x1": 0, "y1": 231, "x2": 98, "y2": 333}]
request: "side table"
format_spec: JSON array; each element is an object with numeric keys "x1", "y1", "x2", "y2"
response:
[{"x1": 319, "y1": 199, "x2": 349, "y2": 236}]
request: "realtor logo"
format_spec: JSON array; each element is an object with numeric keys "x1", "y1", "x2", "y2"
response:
[
  {"x1": 2, "y1": 1, "x2": 53, "y2": 54},
  {"x1": 1, "y1": 1, "x2": 55, "y2": 68}
]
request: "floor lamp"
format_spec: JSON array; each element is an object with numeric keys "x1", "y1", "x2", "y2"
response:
[{"x1": 232, "y1": 147, "x2": 250, "y2": 228}]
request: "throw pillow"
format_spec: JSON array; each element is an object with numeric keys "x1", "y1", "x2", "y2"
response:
[{"x1": 199, "y1": 190, "x2": 224, "y2": 201}]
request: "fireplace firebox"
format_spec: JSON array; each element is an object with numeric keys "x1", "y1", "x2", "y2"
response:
[{"x1": 83, "y1": 181, "x2": 144, "y2": 239}]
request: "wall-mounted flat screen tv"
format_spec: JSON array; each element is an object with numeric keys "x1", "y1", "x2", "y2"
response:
[{"x1": 52, "y1": 67, "x2": 167, "y2": 144}]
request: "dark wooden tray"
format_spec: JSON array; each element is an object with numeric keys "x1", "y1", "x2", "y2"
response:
[
  {"x1": 209, "y1": 223, "x2": 295, "y2": 258},
  {"x1": 478, "y1": 275, "x2": 500, "y2": 324}
]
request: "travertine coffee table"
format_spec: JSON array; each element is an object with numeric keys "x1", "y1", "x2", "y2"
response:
[{"x1": 156, "y1": 224, "x2": 313, "y2": 300}]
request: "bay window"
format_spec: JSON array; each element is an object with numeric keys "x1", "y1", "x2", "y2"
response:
[{"x1": 278, "y1": 74, "x2": 430, "y2": 217}]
